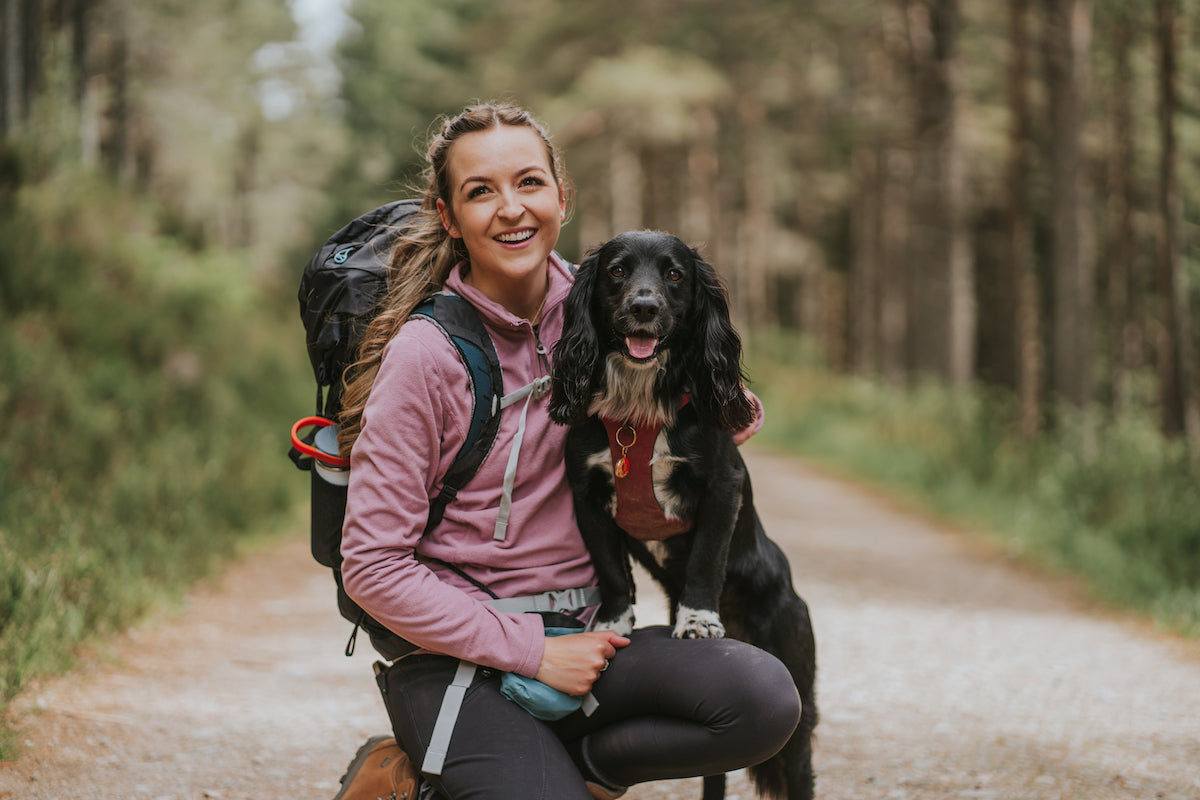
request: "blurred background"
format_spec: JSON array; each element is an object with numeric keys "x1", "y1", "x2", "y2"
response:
[{"x1": 1, "y1": 0, "x2": 1198, "y2": 755}]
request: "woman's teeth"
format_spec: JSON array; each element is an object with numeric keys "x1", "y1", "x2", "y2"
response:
[{"x1": 496, "y1": 230, "x2": 535, "y2": 243}]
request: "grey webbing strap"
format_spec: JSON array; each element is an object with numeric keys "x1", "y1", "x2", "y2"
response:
[
  {"x1": 493, "y1": 376, "x2": 552, "y2": 541},
  {"x1": 486, "y1": 586, "x2": 601, "y2": 614},
  {"x1": 422, "y1": 659, "x2": 477, "y2": 776}
]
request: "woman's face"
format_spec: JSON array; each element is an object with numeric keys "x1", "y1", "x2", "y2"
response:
[{"x1": 438, "y1": 124, "x2": 565, "y2": 317}]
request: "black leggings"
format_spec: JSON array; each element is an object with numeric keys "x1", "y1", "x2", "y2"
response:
[{"x1": 376, "y1": 626, "x2": 801, "y2": 799}]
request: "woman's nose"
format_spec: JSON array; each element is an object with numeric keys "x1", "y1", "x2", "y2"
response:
[{"x1": 497, "y1": 190, "x2": 523, "y2": 220}]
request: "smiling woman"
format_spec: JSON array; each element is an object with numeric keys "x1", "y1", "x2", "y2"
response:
[{"x1": 324, "y1": 101, "x2": 801, "y2": 800}]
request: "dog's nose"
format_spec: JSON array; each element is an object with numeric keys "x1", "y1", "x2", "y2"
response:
[{"x1": 629, "y1": 295, "x2": 660, "y2": 323}]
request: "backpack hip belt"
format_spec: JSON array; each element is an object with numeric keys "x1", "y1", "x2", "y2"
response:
[{"x1": 486, "y1": 585, "x2": 601, "y2": 615}]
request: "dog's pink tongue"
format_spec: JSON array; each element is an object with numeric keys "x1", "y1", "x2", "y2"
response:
[{"x1": 625, "y1": 336, "x2": 659, "y2": 359}]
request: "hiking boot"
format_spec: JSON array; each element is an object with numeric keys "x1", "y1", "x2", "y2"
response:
[{"x1": 332, "y1": 734, "x2": 421, "y2": 800}]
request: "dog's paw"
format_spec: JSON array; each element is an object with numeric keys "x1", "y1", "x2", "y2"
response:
[
  {"x1": 672, "y1": 606, "x2": 725, "y2": 639},
  {"x1": 596, "y1": 607, "x2": 635, "y2": 637}
]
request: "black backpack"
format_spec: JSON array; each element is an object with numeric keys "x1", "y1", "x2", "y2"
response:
[{"x1": 290, "y1": 200, "x2": 503, "y2": 659}]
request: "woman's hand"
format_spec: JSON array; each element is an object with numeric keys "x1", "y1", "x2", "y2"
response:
[
  {"x1": 534, "y1": 630, "x2": 630, "y2": 696},
  {"x1": 733, "y1": 388, "x2": 764, "y2": 446}
]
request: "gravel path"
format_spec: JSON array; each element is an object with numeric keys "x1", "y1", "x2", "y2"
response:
[{"x1": 2, "y1": 447, "x2": 1198, "y2": 799}]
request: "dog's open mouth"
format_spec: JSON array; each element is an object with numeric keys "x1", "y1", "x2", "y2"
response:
[{"x1": 623, "y1": 335, "x2": 661, "y2": 362}]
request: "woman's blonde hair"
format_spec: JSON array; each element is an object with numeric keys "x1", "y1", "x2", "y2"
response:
[{"x1": 337, "y1": 102, "x2": 573, "y2": 457}]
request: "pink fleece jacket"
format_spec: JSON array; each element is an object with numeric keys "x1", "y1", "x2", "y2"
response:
[{"x1": 340, "y1": 253, "x2": 594, "y2": 679}]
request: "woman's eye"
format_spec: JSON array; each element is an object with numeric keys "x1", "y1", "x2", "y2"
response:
[
  {"x1": 520, "y1": 176, "x2": 546, "y2": 188},
  {"x1": 466, "y1": 185, "x2": 490, "y2": 199},
  {"x1": 666, "y1": 268, "x2": 683, "y2": 282}
]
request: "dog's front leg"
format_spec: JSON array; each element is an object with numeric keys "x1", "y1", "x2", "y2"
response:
[
  {"x1": 576, "y1": 499, "x2": 636, "y2": 636},
  {"x1": 565, "y1": 426, "x2": 638, "y2": 635},
  {"x1": 672, "y1": 463, "x2": 743, "y2": 639},
  {"x1": 672, "y1": 539, "x2": 729, "y2": 639}
]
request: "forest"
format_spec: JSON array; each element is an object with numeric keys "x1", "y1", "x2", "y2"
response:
[
  {"x1": 6, "y1": 0, "x2": 1198, "y2": 435},
  {"x1": 1, "y1": 0, "x2": 1199, "y2": 751}
]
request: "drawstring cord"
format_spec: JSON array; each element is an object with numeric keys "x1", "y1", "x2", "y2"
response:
[{"x1": 493, "y1": 374, "x2": 552, "y2": 541}]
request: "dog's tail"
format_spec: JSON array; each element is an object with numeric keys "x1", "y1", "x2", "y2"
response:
[
  {"x1": 747, "y1": 719, "x2": 817, "y2": 800},
  {"x1": 748, "y1": 755, "x2": 788, "y2": 800},
  {"x1": 701, "y1": 773, "x2": 725, "y2": 800}
]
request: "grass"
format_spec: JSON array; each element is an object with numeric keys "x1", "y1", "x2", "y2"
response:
[
  {"x1": 745, "y1": 330, "x2": 1200, "y2": 638},
  {"x1": 0, "y1": 167, "x2": 311, "y2": 757}
]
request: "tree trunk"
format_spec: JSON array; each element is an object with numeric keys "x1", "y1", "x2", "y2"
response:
[
  {"x1": 1044, "y1": 0, "x2": 1095, "y2": 410},
  {"x1": 609, "y1": 129, "x2": 643, "y2": 234},
  {"x1": 849, "y1": 143, "x2": 909, "y2": 381},
  {"x1": 2, "y1": 0, "x2": 24, "y2": 135},
  {"x1": 1008, "y1": 0, "x2": 1042, "y2": 435},
  {"x1": 2, "y1": 0, "x2": 50, "y2": 137},
  {"x1": 879, "y1": 148, "x2": 910, "y2": 385},
  {"x1": 1153, "y1": 0, "x2": 1198, "y2": 439},
  {"x1": 1106, "y1": 13, "x2": 1138, "y2": 416},
  {"x1": 850, "y1": 145, "x2": 883, "y2": 375},
  {"x1": 681, "y1": 106, "x2": 720, "y2": 259},
  {"x1": 902, "y1": 0, "x2": 974, "y2": 386},
  {"x1": 737, "y1": 94, "x2": 773, "y2": 330},
  {"x1": 230, "y1": 121, "x2": 259, "y2": 250}
]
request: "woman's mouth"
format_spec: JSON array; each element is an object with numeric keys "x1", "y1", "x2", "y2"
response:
[{"x1": 495, "y1": 229, "x2": 536, "y2": 245}]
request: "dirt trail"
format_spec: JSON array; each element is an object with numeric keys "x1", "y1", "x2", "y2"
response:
[{"x1": 3, "y1": 448, "x2": 1199, "y2": 800}]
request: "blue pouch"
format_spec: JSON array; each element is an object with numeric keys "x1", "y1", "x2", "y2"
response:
[{"x1": 500, "y1": 626, "x2": 585, "y2": 721}]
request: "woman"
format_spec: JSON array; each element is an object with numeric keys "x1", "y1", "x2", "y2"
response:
[{"x1": 335, "y1": 102, "x2": 799, "y2": 799}]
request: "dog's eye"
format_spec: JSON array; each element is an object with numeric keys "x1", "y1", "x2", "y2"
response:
[
  {"x1": 666, "y1": 268, "x2": 683, "y2": 282},
  {"x1": 608, "y1": 265, "x2": 626, "y2": 278}
]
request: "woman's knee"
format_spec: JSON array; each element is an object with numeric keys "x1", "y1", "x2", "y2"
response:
[{"x1": 714, "y1": 642, "x2": 802, "y2": 752}]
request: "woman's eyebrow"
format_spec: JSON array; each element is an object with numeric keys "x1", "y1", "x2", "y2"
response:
[
  {"x1": 458, "y1": 165, "x2": 548, "y2": 193},
  {"x1": 459, "y1": 175, "x2": 491, "y2": 191}
]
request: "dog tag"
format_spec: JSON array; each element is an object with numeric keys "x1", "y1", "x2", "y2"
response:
[{"x1": 613, "y1": 424, "x2": 636, "y2": 479}]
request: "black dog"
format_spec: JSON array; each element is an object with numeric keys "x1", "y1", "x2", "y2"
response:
[{"x1": 548, "y1": 230, "x2": 818, "y2": 800}]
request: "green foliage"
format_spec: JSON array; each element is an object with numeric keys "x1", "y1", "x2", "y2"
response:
[
  {"x1": 747, "y1": 330, "x2": 1200, "y2": 638},
  {"x1": 0, "y1": 164, "x2": 309, "y2": 750}
]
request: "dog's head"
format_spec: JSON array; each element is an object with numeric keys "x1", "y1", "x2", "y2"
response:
[{"x1": 549, "y1": 230, "x2": 755, "y2": 432}]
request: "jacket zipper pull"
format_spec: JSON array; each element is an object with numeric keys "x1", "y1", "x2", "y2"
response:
[{"x1": 533, "y1": 329, "x2": 551, "y2": 374}]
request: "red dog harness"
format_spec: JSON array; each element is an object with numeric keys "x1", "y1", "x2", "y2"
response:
[{"x1": 600, "y1": 396, "x2": 692, "y2": 541}]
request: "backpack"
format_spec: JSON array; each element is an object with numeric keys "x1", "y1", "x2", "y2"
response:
[{"x1": 289, "y1": 200, "x2": 504, "y2": 659}]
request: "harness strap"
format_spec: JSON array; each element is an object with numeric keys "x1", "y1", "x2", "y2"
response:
[
  {"x1": 486, "y1": 586, "x2": 601, "y2": 614},
  {"x1": 492, "y1": 375, "x2": 552, "y2": 541},
  {"x1": 422, "y1": 659, "x2": 477, "y2": 775},
  {"x1": 601, "y1": 395, "x2": 693, "y2": 541}
]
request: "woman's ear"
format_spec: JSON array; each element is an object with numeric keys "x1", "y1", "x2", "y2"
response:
[
  {"x1": 688, "y1": 250, "x2": 756, "y2": 432},
  {"x1": 436, "y1": 198, "x2": 461, "y2": 239},
  {"x1": 549, "y1": 247, "x2": 604, "y2": 424}
]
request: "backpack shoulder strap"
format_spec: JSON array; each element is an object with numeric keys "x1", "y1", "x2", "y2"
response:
[{"x1": 409, "y1": 292, "x2": 504, "y2": 533}]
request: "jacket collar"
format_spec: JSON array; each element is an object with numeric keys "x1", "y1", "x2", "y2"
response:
[{"x1": 444, "y1": 253, "x2": 574, "y2": 335}]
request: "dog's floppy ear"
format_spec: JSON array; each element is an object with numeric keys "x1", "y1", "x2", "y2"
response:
[
  {"x1": 685, "y1": 248, "x2": 756, "y2": 432},
  {"x1": 549, "y1": 245, "x2": 604, "y2": 423}
]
